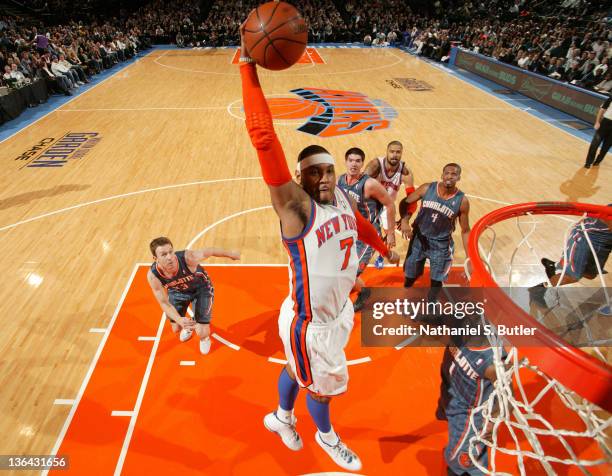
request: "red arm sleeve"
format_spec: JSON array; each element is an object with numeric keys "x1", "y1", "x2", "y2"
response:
[
  {"x1": 405, "y1": 186, "x2": 417, "y2": 214},
  {"x1": 240, "y1": 63, "x2": 292, "y2": 186},
  {"x1": 355, "y1": 210, "x2": 390, "y2": 258}
]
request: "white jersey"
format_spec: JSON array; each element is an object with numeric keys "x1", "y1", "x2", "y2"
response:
[
  {"x1": 376, "y1": 156, "x2": 405, "y2": 229},
  {"x1": 377, "y1": 156, "x2": 405, "y2": 199},
  {"x1": 283, "y1": 188, "x2": 358, "y2": 324}
]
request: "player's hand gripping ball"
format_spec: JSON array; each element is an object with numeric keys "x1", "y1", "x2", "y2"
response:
[{"x1": 241, "y1": 1, "x2": 308, "y2": 70}]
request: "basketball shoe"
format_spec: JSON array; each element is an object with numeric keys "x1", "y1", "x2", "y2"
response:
[
  {"x1": 263, "y1": 412, "x2": 303, "y2": 451},
  {"x1": 315, "y1": 431, "x2": 362, "y2": 471},
  {"x1": 179, "y1": 328, "x2": 193, "y2": 342}
]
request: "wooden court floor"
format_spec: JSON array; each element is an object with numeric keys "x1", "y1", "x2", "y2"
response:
[{"x1": 0, "y1": 47, "x2": 610, "y2": 475}]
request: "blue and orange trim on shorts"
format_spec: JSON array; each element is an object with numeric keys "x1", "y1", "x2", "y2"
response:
[
  {"x1": 282, "y1": 201, "x2": 316, "y2": 388},
  {"x1": 283, "y1": 239, "x2": 314, "y2": 387}
]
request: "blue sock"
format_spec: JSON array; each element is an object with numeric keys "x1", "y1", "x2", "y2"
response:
[
  {"x1": 306, "y1": 393, "x2": 331, "y2": 433},
  {"x1": 278, "y1": 368, "x2": 299, "y2": 411}
]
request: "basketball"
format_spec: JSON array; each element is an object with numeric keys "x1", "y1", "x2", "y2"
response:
[{"x1": 242, "y1": 1, "x2": 308, "y2": 71}]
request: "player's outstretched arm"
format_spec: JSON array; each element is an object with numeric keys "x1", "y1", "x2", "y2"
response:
[
  {"x1": 238, "y1": 23, "x2": 309, "y2": 228},
  {"x1": 365, "y1": 177, "x2": 396, "y2": 248},
  {"x1": 186, "y1": 248, "x2": 241, "y2": 263},
  {"x1": 146, "y1": 270, "x2": 194, "y2": 329}
]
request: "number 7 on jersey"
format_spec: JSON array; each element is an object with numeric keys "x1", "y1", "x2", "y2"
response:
[{"x1": 339, "y1": 237, "x2": 354, "y2": 271}]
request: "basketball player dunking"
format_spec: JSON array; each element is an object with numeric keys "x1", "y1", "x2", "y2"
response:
[
  {"x1": 147, "y1": 237, "x2": 240, "y2": 354},
  {"x1": 337, "y1": 147, "x2": 397, "y2": 311},
  {"x1": 399, "y1": 163, "x2": 471, "y2": 299},
  {"x1": 239, "y1": 28, "x2": 399, "y2": 471}
]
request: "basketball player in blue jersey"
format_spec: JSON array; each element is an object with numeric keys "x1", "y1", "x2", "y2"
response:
[
  {"x1": 147, "y1": 237, "x2": 240, "y2": 354},
  {"x1": 337, "y1": 147, "x2": 397, "y2": 311},
  {"x1": 239, "y1": 25, "x2": 399, "y2": 471},
  {"x1": 444, "y1": 344, "x2": 499, "y2": 475},
  {"x1": 539, "y1": 209, "x2": 611, "y2": 287},
  {"x1": 399, "y1": 163, "x2": 471, "y2": 299},
  {"x1": 532, "y1": 206, "x2": 611, "y2": 312}
]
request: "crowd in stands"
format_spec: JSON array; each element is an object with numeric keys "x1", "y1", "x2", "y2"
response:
[
  {"x1": 344, "y1": 0, "x2": 611, "y2": 93},
  {"x1": 133, "y1": 0, "x2": 201, "y2": 46},
  {"x1": 0, "y1": 0, "x2": 610, "y2": 118},
  {"x1": 199, "y1": 0, "x2": 348, "y2": 46},
  {"x1": 200, "y1": 0, "x2": 612, "y2": 94},
  {"x1": 0, "y1": 16, "x2": 148, "y2": 98}
]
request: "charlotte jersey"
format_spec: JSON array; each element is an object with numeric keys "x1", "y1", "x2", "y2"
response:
[
  {"x1": 447, "y1": 346, "x2": 498, "y2": 408},
  {"x1": 283, "y1": 188, "x2": 358, "y2": 324},
  {"x1": 337, "y1": 173, "x2": 382, "y2": 228},
  {"x1": 150, "y1": 250, "x2": 211, "y2": 294},
  {"x1": 448, "y1": 346, "x2": 506, "y2": 408},
  {"x1": 376, "y1": 156, "x2": 404, "y2": 200},
  {"x1": 414, "y1": 182, "x2": 464, "y2": 241},
  {"x1": 568, "y1": 217, "x2": 612, "y2": 248}
]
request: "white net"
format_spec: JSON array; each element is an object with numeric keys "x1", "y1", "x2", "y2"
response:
[
  {"x1": 468, "y1": 344, "x2": 611, "y2": 475},
  {"x1": 466, "y1": 210, "x2": 612, "y2": 475}
]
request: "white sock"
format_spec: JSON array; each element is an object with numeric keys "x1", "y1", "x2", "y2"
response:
[
  {"x1": 276, "y1": 407, "x2": 292, "y2": 424},
  {"x1": 319, "y1": 426, "x2": 339, "y2": 446}
]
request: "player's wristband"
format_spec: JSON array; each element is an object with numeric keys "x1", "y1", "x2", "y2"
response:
[
  {"x1": 239, "y1": 56, "x2": 254, "y2": 63},
  {"x1": 405, "y1": 186, "x2": 417, "y2": 214}
]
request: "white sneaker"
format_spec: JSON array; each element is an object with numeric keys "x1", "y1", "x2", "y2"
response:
[
  {"x1": 263, "y1": 412, "x2": 303, "y2": 451},
  {"x1": 315, "y1": 431, "x2": 362, "y2": 471},
  {"x1": 199, "y1": 337, "x2": 211, "y2": 355},
  {"x1": 179, "y1": 328, "x2": 193, "y2": 342}
]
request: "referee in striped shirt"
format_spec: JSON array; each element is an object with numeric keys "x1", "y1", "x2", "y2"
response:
[{"x1": 585, "y1": 95, "x2": 612, "y2": 168}]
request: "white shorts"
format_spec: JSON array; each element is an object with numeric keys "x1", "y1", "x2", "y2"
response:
[
  {"x1": 278, "y1": 297, "x2": 354, "y2": 396},
  {"x1": 379, "y1": 206, "x2": 390, "y2": 232}
]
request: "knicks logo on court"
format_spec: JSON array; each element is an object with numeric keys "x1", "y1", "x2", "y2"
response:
[
  {"x1": 269, "y1": 88, "x2": 396, "y2": 137},
  {"x1": 236, "y1": 88, "x2": 397, "y2": 138}
]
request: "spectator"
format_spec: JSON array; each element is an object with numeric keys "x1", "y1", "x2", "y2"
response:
[
  {"x1": 594, "y1": 70, "x2": 612, "y2": 93},
  {"x1": 33, "y1": 29, "x2": 49, "y2": 54},
  {"x1": 59, "y1": 53, "x2": 87, "y2": 83},
  {"x1": 9, "y1": 62, "x2": 29, "y2": 86},
  {"x1": 39, "y1": 58, "x2": 71, "y2": 95},
  {"x1": 50, "y1": 55, "x2": 78, "y2": 88}
]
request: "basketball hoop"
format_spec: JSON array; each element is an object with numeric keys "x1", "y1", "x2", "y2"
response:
[{"x1": 466, "y1": 202, "x2": 612, "y2": 475}]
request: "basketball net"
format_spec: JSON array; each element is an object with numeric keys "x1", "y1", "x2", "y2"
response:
[{"x1": 465, "y1": 206, "x2": 611, "y2": 475}]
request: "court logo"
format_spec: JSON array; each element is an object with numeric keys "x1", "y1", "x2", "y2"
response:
[
  {"x1": 266, "y1": 88, "x2": 397, "y2": 137},
  {"x1": 15, "y1": 132, "x2": 102, "y2": 168},
  {"x1": 391, "y1": 78, "x2": 433, "y2": 91},
  {"x1": 386, "y1": 79, "x2": 403, "y2": 89}
]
